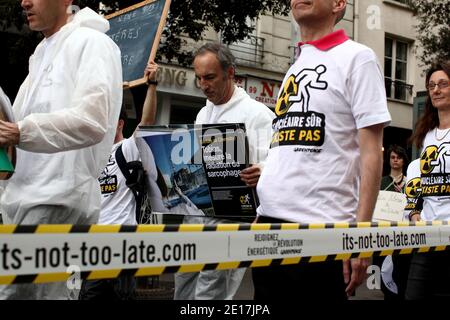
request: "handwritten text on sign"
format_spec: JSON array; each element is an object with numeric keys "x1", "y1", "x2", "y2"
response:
[{"x1": 373, "y1": 191, "x2": 407, "y2": 222}]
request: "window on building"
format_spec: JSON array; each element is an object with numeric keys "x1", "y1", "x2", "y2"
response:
[{"x1": 384, "y1": 37, "x2": 412, "y2": 101}]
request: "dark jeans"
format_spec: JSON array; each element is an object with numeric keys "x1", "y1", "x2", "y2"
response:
[
  {"x1": 79, "y1": 275, "x2": 136, "y2": 300},
  {"x1": 252, "y1": 216, "x2": 347, "y2": 300},
  {"x1": 406, "y1": 250, "x2": 450, "y2": 300}
]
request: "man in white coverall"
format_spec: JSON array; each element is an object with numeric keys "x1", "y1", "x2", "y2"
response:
[
  {"x1": 0, "y1": 0, "x2": 122, "y2": 299},
  {"x1": 174, "y1": 43, "x2": 275, "y2": 300}
]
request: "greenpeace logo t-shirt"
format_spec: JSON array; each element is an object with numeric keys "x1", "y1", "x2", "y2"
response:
[
  {"x1": 98, "y1": 137, "x2": 140, "y2": 225},
  {"x1": 257, "y1": 35, "x2": 391, "y2": 223},
  {"x1": 404, "y1": 159, "x2": 422, "y2": 218}
]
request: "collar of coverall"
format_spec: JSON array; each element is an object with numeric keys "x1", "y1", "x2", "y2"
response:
[{"x1": 297, "y1": 29, "x2": 349, "y2": 51}]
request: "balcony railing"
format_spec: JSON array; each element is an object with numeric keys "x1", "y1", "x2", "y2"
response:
[
  {"x1": 385, "y1": 78, "x2": 414, "y2": 102},
  {"x1": 392, "y1": 0, "x2": 413, "y2": 6},
  {"x1": 226, "y1": 35, "x2": 265, "y2": 67}
]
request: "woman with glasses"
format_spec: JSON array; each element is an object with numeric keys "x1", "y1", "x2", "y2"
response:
[{"x1": 407, "y1": 59, "x2": 450, "y2": 299}]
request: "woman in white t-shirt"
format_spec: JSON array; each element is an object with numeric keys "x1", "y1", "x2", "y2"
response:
[{"x1": 407, "y1": 60, "x2": 450, "y2": 300}]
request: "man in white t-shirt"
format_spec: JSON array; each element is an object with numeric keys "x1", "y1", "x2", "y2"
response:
[
  {"x1": 174, "y1": 43, "x2": 275, "y2": 300},
  {"x1": 79, "y1": 62, "x2": 159, "y2": 300},
  {"x1": 254, "y1": 0, "x2": 391, "y2": 300}
]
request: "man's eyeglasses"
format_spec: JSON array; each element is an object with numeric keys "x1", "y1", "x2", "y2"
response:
[{"x1": 426, "y1": 80, "x2": 449, "y2": 92}]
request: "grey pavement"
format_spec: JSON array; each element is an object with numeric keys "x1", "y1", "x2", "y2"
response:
[
  {"x1": 234, "y1": 268, "x2": 384, "y2": 300},
  {"x1": 142, "y1": 268, "x2": 384, "y2": 300}
]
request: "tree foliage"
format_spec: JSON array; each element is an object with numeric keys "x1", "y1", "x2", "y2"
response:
[
  {"x1": 410, "y1": 0, "x2": 450, "y2": 67},
  {"x1": 0, "y1": 0, "x2": 289, "y2": 98},
  {"x1": 83, "y1": 0, "x2": 291, "y2": 65},
  {"x1": 0, "y1": 0, "x2": 43, "y2": 99}
]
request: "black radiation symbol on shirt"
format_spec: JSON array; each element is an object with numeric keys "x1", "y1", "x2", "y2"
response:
[
  {"x1": 275, "y1": 75, "x2": 298, "y2": 116},
  {"x1": 405, "y1": 177, "x2": 422, "y2": 198},
  {"x1": 420, "y1": 145, "x2": 438, "y2": 174}
]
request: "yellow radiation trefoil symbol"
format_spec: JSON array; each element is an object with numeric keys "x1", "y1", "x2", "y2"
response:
[
  {"x1": 275, "y1": 75, "x2": 298, "y2": 116},
  {"x1": 420, "y1": 145, "x2": 438, "y2": 174}
]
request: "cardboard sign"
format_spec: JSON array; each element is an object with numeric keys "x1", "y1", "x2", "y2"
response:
[{"x1": 373, "y1": 190, "x2": 407, "y2": 222}]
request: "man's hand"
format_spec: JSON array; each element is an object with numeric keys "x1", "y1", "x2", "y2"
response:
[
  {"x1": 240, "y1": 164, "x2": 262, "y2": 188},
  {"x1": 144, "y1": 61, "x2": 158, "y2": 81},
  {"x1": 0, "y1": 120, "x2": 19, "y2": 147},
  {"x1": 343, "y1": 258, "x2": 370, "y2": 297}
]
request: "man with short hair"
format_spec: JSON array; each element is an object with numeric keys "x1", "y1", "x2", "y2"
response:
[
  {"x1": 0, "y1": 0, "x2": 122, "y2": 299},
  {"x1": 253, "y1": 0, "x2": 391, "y2": 300},
  {"x1": 174, "y1": 43, "x2": 274, "y2": 300}
]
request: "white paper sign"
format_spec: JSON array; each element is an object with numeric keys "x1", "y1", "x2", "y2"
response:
[{"x1": 373, "y1": 191, "x2": 407, "y2": 222}]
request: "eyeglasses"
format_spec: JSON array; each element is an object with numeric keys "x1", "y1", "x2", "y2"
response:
[{"x1": 426, "y1": 80, "x2": 449, "y2": 92}]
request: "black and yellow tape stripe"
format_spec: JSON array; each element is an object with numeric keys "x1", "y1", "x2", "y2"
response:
[
  {"x1": 2, "y1": 246, "x2": 450, "y2": 285},
  {"x1": 0, "y1": 221, "x2": 449, "y2": 285},
  {"x1": 1, "y1": 220, "x2": 448, "y2": 234}
]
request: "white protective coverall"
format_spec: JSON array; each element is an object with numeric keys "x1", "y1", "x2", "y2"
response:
[
  {"x1": 0, "y1": 8, "x2": 122, "y2": 299},
  {"x1": 174, "y1": 86, "x2": 275, "y2": 300}
]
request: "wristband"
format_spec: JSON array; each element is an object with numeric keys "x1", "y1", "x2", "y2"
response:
[
  {"x1": 408, "y1": 210, "x2": 421, "y2": 221},
  {"x1": 147, "y1": 80, "x2": 158, "y2": 86}
]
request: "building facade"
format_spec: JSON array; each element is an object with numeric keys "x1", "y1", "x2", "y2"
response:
[{"x1": 356, "y1": 0, "x2": 425, "y2": 157}]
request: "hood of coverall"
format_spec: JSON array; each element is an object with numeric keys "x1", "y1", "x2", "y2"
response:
[{"x1": 70, "y1": 7, "x2": 110, "y2": 33}]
